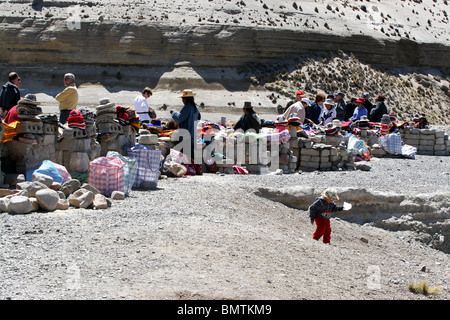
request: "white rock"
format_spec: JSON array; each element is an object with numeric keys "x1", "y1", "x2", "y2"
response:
[
  {"x1": 7, "y1": 196, "x2": 33, "y2": 214},
  {"x1": 35, "y1": 189, "x2": 60, "y2": 211}
]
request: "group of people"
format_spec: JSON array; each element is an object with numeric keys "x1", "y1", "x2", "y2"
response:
[{"x1": 281, "y1": 90, "x2": 390, "y2": 126}]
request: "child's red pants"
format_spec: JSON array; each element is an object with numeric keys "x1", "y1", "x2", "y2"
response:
[{"x1": 313, "y1": 217, "x2": 331, "y2": 244}]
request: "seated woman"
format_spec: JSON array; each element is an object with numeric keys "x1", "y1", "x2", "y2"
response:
[
  {"x1": 319, "y1": 99, "x2": 337, "y2": 126},
  {"x1": 233, "y1": 101, "x2": 261, "y2": 133},
  {"x1": 350, "y1": 98, "x2": 368, "y2": 121}
]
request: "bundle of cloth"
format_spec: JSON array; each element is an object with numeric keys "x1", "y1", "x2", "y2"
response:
[
  {"x1": 116, "y1": 105, "x2": 140, "y2": 134},
  {"x1": 67, "y1": 109, "x2": 86, "y2": 130}
]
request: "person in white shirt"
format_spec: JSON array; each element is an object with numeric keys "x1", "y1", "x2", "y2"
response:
[
  {"x1": 319, "y1": 99, "x2": 337, "y2": 126},
  {"x1": 282, "y1": 90, "x2": 307, "y2": 124},
  {"x1": 134, "y1": 87, "x2": 156, "y2": 123}
]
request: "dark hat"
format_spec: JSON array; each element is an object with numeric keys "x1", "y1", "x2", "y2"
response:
[
  {"x1": 335, "y1": 92, "x2": 345, "y2": 97},
  {"x1": 243, "y1": 101, "x2": 253, "y2": 108},
  {"x1": 18, "y1": 94, "x2": 40, "y2": 105}
]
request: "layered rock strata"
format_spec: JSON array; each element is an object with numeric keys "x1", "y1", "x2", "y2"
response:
[{"x1": 0, "y1": 18, "x2": 449, "y2": 71}]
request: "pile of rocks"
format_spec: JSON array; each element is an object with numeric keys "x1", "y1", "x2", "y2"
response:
[{"x1": 0, "y1": 172, "x2": 125, "y2": 214}]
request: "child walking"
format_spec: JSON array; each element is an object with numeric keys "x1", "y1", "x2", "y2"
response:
[{"x1": 309, "y1": 189, "x2": 344, "y2": 244}]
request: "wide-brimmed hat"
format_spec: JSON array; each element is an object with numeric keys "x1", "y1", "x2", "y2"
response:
[
  {"x1": 179, "y1": 89, "x2": 196, "y2": 98},
  {"x1": 18, "y1": 94, "x2": 41, "y2": 105},
  {"x1": 324, "y1": 123, "x2": 339, "y2": 136},
  {"x1": 321, "y1": 188, "x2": 339, "y2": 201},
  {"x1": 288, "y1": 113, "x2": 300, "y2": 122},
  {"x1": 355, "y1": 98, "x2": 365, "y2": 104},
  {"x1": 301, "y1": 98, "x2": 311, "y2": 106},
  {"x1": 96, "y1": 97, "x2": 115, "y2": 109},
  {"x1": 324, "y1": 99, "x2": 335, "y2": 106}
]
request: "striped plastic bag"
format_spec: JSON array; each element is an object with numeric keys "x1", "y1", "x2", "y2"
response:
[
  {"x1": 106, "y1": 151, "x2": 137, "y2": 196},
  {"x1": 88, "y1": 156, "x2": 125, "y2": 197},
  {"x1": 126, "y1": 144, "x2": 162, "y2": 189},
  {"x1": 379, "y1": 132, "x2": 402, "y2": 155}
]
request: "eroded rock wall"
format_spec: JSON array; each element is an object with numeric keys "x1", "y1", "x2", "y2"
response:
[{"x1": 1, "y1": 17, "x2": 449, "y2": 71}]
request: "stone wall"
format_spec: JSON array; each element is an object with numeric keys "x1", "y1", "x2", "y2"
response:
[{"x1": 400, "y1": 127, "x2": 449, "y2": 156}]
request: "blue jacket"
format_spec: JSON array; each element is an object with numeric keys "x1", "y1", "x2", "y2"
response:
[
  {"x1": 351, "y1": 106, "x2": 368, "y2": 121},
  {"x1": 171, "y1": 102, "x2": 201, "y2": 142},
  {"x1": 306, "y1": 103, "x2": 322, "y2": 125}
]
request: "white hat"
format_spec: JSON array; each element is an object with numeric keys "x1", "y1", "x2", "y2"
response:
[
  {"x1": 64, "y1": 73, "x2": 75, "y2": 81},
  {"x1": 324, "y1": 99, "x2": 335, "y2": 106},
  {"x1": 179, "y1": 89, "x2": 196, "y2": 98},
  {"x1": 301, "y1": 98, "x2": 311, "y2": 106}
]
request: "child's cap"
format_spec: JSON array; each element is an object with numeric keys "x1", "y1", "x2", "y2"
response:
[{"x1": 321, "y1": 188, "x2": 339, "y2": 201}]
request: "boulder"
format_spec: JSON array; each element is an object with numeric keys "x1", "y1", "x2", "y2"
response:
[
  {"x1": 29, "y1": 197, "x2": 40, "y2": 212},
  {"x1": 80, "y1": 183, "x2": 101, "y2": 195},
  {"x1": 56, "y1": 199, "x2": 69, "y2": 210},
  {"x1": 0, "y1": 198, "x2": 10, "y2": 212},
  {"x1": 32, "y1": 172, "x2": 53, "y2": 187},
  {"x1": 69, "y1": 189, "x2": 94, "y2": 208},
  {"x1": 7, "y1": 196, "x2": 33, "y2": 214},
  {"x1": 355, "y1": 162, "x2": 372, "y2": 171},
  {"x1": 16, "y1": 181, "x2": 48, "y2": 197},
  {"x1": 93, "y1": 193, "x2": 108, "y2": 209},
  {"x1": 61, "y1": 179, "x2": 81, "y2": 197},
  {"x1": 35, "y1": 189, "x2": 60, "y2": 211},
  {"x1": 111, "y1": 191, "x2": 125, "y2": 200}
]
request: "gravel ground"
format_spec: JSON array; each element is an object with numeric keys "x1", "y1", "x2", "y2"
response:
[{"x1": 1, "y1": 153, "x2": 449, "y2": 301}]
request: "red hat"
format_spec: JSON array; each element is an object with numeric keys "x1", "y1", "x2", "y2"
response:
[
  {"x1": 355, "y1": 98, "x2": 365, "y2": 104},
  {"x1": 296, "y1": 90, "x2": 306, "y2": 97}
]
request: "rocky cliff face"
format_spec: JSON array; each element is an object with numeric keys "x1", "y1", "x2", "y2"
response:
[{"x1": 1, "y1": 17, "x2": 449, "y2": 72}]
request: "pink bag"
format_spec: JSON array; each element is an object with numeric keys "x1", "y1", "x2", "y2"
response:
[{"x1": 88, "y1": 157, "x2": 125, "y2": 197}]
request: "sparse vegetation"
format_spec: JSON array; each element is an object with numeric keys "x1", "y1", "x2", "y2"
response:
[{"x1": 408, "y1": 281, "x2": 442, "y2": 296}]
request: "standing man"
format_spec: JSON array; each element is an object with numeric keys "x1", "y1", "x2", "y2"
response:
[
  {"x1": 134, "y1": 87, "x2": 156, "y2": 124},
  {"x1": 0, "y1": 72, "x2": 21, "y2": 118},
  {"x1": 55, "y1": 73, "x2": 78, "y2": 125},
  {"x1": 334, "y1": 92, "x2": 346, "y2": 121}
]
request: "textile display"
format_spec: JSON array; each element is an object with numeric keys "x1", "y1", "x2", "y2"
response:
[
  {"x1": 126, "y1": 144, "x2": 162, "y2": 188},
  {"x1": 1, "y1": 121, "x2": 18, "y2": 143},
  {"x1": 88, "y1": 156, "x2": 125, "y2": 197},
  {"x1": 106, "y1": 151, "x2": 138, "y2": 196},
  {"x1": 379, "y1": 132, "x2": 402, "y2": 155}
]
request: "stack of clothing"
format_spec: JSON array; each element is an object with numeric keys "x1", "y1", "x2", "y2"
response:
[
  {"x1": 67, "y1": 109, "x2": 86, "y2": 130},
  {"x1": 79, "y1": 107, "x2": 95, "y2": 126},
  {"x1": 116, "y1": 106, "x2": 140, "y2": 134},
  {"x1": 146, "y1": 118, "x2": 164, "y2": 135},
  {"x1": 16, "y1": 94, "x2": 42, "y2": 120},
  {"x1": 95, "y1": 98, "x2": 117, "y2": 125}
]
